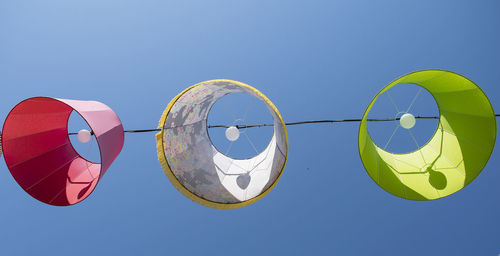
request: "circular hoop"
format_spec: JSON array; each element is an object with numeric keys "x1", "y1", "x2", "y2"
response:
[
  {"x1": 359, "y1": 70, "x2": 497, "y2": 200},
  {"x1": 2, "y1": 97, "x2": 124, "y2": 206},
  {"x1": 156, "y1": 80, "x2": 288, "y2": 209}
]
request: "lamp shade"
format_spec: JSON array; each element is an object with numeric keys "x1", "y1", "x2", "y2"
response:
[
  {"x1": 156, "y1": 80, "x2": 288, "y2": 209},
  {"x1": 359, "y1": 70, "x2": 497, "y2": 200},
  {"x1": 2, "y1": 97, "x2": 124, "y2": 206}
]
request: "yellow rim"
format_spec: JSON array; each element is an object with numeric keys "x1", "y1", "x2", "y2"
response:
[{"x1": 156, "y1": 79, "x2": 289, "y2": 209}]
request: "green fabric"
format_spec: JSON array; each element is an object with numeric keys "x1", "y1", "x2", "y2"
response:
[{"x1": 359, "y1": 70, "x2": 497, "y2": 200}]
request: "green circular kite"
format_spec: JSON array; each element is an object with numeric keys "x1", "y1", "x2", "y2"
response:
[{"x1": 359, "y1": 70, "x2": 497, "y2": 200}]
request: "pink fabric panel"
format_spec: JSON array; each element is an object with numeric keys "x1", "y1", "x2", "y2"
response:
[
  {"x1": 2, "y1": 97, "x2": 124, "y2": 206},
  {"x1": 59, "y1": 99, "x2": 124, "y2": 176}
]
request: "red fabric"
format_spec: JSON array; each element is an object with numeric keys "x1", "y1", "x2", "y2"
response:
[{"x1": 2, "y1": 97, "x2": 124, "y2": 206}]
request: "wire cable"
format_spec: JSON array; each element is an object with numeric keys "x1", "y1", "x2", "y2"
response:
[{"x1": 68, "y1": 114, "x2": 499, "y2": 135}]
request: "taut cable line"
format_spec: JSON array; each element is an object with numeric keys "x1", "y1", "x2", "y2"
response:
[{"x1": 67, "y1": 114, "x2": 499, "y2": 135}]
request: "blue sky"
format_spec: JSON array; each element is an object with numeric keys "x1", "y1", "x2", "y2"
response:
[{"x1": 0, "y1": 0, "x2": 499, "y2": 255}]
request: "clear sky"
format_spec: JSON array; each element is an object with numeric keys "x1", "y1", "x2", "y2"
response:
[{"x1": 0, "y1": 0, "x2": 499, "y2": 255}]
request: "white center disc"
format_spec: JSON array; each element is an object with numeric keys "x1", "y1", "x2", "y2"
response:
[
  {"x1": 77, "y1": 129, "x2": 92, "y2": 143},
  {"x1": 225, "y1": 126, "x2": 240, "y2": 141},
  {"x1": 400, "y1": 113, "x2": 416, "y2": 129}
]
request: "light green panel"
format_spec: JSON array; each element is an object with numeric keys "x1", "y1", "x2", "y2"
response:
[{"x1": 359, "y1": 70, "x2": 497, "y2": 200}]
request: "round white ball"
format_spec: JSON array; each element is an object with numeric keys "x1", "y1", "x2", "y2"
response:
[
  {"x1": 77, "y1": 129, "x2": 92, "y2": 143},
  {"x1": 225, "y1": 126, "x2": 240, "y2": 141},
  {"x1": 400, "y1": 113, "x2": 416, "y2": 129}
]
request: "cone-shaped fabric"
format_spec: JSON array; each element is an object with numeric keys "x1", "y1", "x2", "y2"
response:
[
  {"x1": 156, "y1": 80, "x2": 288, "y2": 209},
  {"x1": 2, "y1": 97, "x2": 124, "y2": 206},
  {"x1": 359, "y1": 70, "x2": 497, "y2": 200}
]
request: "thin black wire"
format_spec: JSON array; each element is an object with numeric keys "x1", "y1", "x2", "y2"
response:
[{"x1": 68, "y1": 114, "x2": 500, "y2": 135}]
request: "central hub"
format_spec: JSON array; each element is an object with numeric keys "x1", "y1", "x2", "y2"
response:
[
  {"x1": 400, "y1": 113, "x2": 416, "y2": 129},
  {"x1": 225, "y1": 126, "x2": 240, "y2": 141}
]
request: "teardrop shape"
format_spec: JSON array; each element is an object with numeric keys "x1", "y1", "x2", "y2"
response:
[
  {"x1": 428, "y1": 169, "x2": 447, "y2": 190},
  {"x1": 77, "y1": 183, "x2": 94, "y2": 199},
  {"x1": 236, "y1": 173, "x2": 251, "y2": 190}
]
